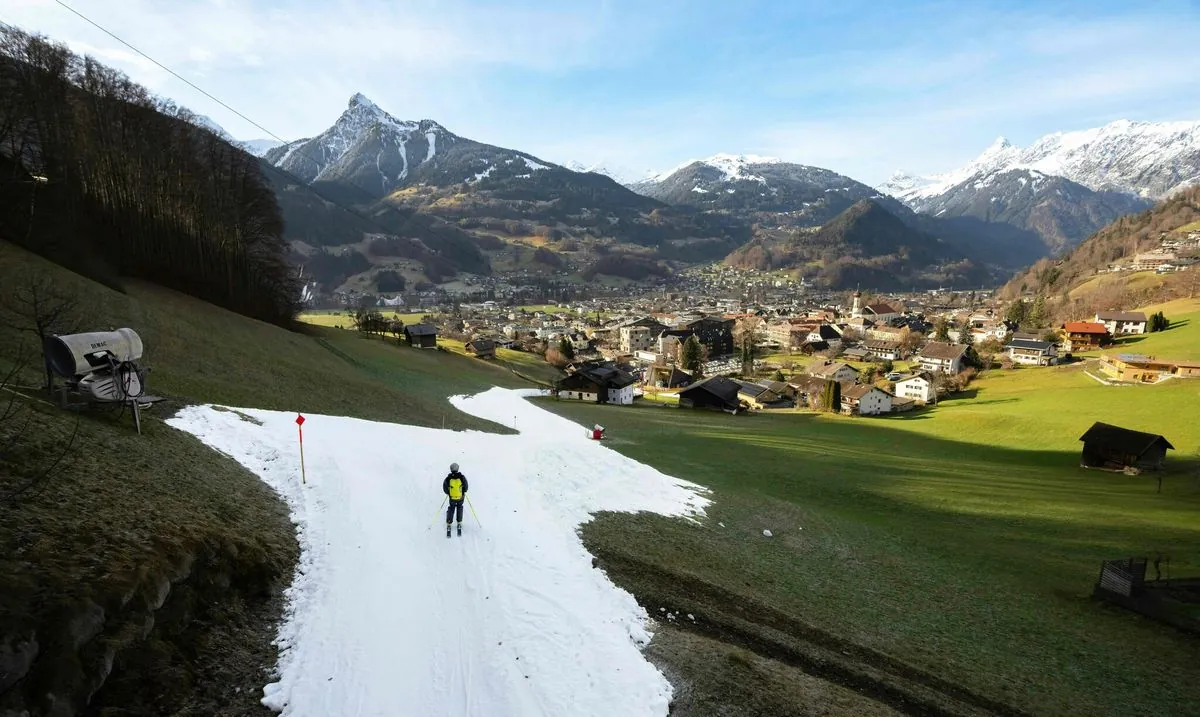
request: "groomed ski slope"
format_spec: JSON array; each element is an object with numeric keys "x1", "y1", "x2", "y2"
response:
[{"x1": 168, "y1": 388, "x2": 710, "y2": 717}]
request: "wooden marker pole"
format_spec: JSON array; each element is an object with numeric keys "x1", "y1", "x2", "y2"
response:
[{"x1": 296, "y1": 414, "x2": 307, "y2": 484}]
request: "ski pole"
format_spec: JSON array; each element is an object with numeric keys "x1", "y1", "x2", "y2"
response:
[
  {"x1": 428, "y1": 497, "x2": 446, "y2": 530},
  {"x1": 466, "y1": 495, "x2": 482, "y2": 528}
]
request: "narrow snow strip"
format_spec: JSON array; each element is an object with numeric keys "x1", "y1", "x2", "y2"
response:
[
  {"x1": 167, "y1": 387, "x2": 709, "y2": 717},
  {"x1": 425, "y1": 131, "x2": 437, "y2": 162}
]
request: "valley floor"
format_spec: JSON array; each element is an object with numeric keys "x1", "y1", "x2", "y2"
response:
[{"x1": 169, "y1": 388, "x2": 713, "y2": 716}]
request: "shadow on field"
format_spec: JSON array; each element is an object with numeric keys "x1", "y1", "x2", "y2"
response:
[{"x1": 543, "y1": 400, "x2": 1200, "y2": 717}]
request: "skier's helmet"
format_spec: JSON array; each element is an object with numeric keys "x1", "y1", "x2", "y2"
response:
[{"x1": 450, "y1": 462, "x2": 459, "y2": 473}]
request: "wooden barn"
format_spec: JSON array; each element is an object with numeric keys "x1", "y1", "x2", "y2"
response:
[
  {"x1": 1078, "y1": 422, "x2": 1174, "y2": 472},
  {"x1": 465, "y1": 338, "x2": 497, "y2": 359},
  {"x1": 404, "y1": 323, "x2": 438, "y2": 348},
  {"x1": 678, "y1": 376, "x2": 742, "y2": 413}
]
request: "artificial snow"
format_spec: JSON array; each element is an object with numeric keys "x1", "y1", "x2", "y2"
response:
[{"x1": 167, "y1": 387, "x2": 710, "y2": 717}]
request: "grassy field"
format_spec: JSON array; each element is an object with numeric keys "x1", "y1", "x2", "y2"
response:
[
  {"x1": 438, "y1": 337, "x2": 564, "y2": 386},
  {"x1": 541, "y1": 352, "x2": 1200, "y2": 714},
  {"x1": 1073, "y1": 298, "x2": 1200, "y2": 361},
  {"x1": 0, "y1": 242, "x2": 530, "y2": 714},
  {"x1": 297, "y1": 309, "x2": 435, "y2": 329}
]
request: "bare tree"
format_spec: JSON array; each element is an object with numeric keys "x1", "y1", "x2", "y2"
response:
[{"x1": 0, "y1": 270, "x2": 81, "y2": 392}]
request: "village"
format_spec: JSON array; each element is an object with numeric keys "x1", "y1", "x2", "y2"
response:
[{"x1": 313, "y1": 264, "x2": 1196, "y2": 419}]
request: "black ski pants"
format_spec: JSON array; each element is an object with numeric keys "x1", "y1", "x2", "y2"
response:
[{"x1": 446, "y1": 499, "x2": 464, "y2": 524}]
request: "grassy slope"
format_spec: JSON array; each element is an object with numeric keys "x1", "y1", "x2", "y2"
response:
[
  {"x1": 1071, "y1": 299, "x2": 1200, "y2": 362},
  {"x1": 0, "y1": 242, "x2": 527, "y2": 713},
  {"x1": 542, "y1": 350, "x2": 1200, "y2": 715}
]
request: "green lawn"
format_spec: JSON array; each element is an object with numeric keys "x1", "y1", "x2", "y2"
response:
[
  {"x1": 1073, "y1": 298, "x2": 1200, "y2": 362},
  {"x1": 438, "y1": 337, "x2": 564, "y2": 386},
  {"x1": 297, "y1": 309, "x2": 436, "y2": 330},
  {"x1": 540, "y1": 360, "x2": 1200, "y2": 716}
]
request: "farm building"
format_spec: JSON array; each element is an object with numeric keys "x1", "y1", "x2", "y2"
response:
[
  {"x1": 678, "y1": 376, "x2": 742, "y2": 412},
  {"x1": 1078, "y1": 422, "x2": 1174, "y2": 472},
  {"x1": 464, "y1": 338, "x2": 497, "y2": 359},
  {"x1": 893, "y1": 372, "x2": 936, "y2": 404},
  {"x1": 404, "y1": 323, "x2": 438, "y2": 348},
  {"x1": 1061, "y1": 322, "x2": 1110, "y2": 353},
  {"x1": 864, "y1": 340, "x2": 902, "y2": 361},
  {"x1": 732, "y1": 380, "x2": 793, "y2": 410}
]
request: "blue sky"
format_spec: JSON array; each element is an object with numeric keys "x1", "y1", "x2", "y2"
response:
[{"x1": 4, "y1": 0, "x2": 1200, "y2": 184}]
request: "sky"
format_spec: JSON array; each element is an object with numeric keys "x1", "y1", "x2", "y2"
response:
[{"x1": 3, "y1": 0, "x2": 1200, "y2": 185}]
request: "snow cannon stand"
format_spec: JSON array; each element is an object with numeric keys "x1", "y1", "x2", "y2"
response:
[
  {"x1": 588, "y1": 424, "x2": 606, "y2": 441},
  {"x1": 44, "y1": 328, "x2": 160, "y2": 435}
]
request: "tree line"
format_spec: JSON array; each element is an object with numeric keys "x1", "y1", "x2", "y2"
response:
[{"x1": 0, "y1": 27, "x2": 298, "y2": 326}]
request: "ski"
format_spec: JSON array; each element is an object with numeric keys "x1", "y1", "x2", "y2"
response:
[
  {"x1": 456, "y1": 524, "x2": 462, "y2": 537},
  {"x1": 446, "y1": 525, "x2": 451, "y2": 538}
]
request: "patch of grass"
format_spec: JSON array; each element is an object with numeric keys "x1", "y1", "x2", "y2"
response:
[
  {"x1": 1073, "y1": 299, "x2": 1200, "y2": 361},
  {"x1": 540, "y1": 365, "x2": 1200, "y2": 717},
  {"x1": 438, "y1": 337, "x2": 563, "y2": 386},
  {"x1": 297, "y1": 310, "x2": 436, "y2": 329}
]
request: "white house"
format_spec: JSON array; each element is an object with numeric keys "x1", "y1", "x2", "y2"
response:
[
  {"x1": 894, "y1": 373, "x2": 936, "y2": 404},
  {"x1": 917, "y1": 341, "x2": 968, "y2": 374},
  {"x1": 1006, "y1": 338, "x2": 1058, "y2": 366},
  {"x1": 841, "y1": 384, "x2": 893, "y2": 416},
  {"x1": 1095, "y1": 311, "x2": 1148, "y2": 335},
  {"x1": 865, "y1": 340, "x2": 901, "y2": 361},
  {"x1": 807, "y1": 324, "x2": 843, "y2": 348}
]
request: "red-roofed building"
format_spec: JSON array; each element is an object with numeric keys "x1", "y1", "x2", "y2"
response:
[{"x1": 1062, "y1": 322, "x2": 1111, "y2": 353}]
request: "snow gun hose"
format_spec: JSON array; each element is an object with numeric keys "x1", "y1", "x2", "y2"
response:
[{"x1": 466, "y1": 495, "x2": 482, "y2": 528}]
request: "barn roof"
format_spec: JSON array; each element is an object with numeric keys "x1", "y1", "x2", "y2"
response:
[
  {"x1": 920, "y1": 341, "x2": 968, "y2": 361},
  {"x1": 405, "y1": 323, "x2": 438, "y2": 336},
  {"x1": 679, "y1": 376, "x2": 741, "y2": 404},
  {"x1": 1079, "y1": 422, "x2": 1174, "y2": 453}
]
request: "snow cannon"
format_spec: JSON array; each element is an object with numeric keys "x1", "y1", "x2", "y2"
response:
[
  {"x1": 589, "y1": 424, "x2": 606, "y2": 440},
  {"x1": 45, "y1": 328, "x2": 148, "y2": 414}
]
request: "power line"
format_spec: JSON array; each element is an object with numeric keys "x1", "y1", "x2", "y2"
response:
[
  {"x1": 53, "y1": 0, "x2": 289, "y2": 147},
  {"x1": 46, "y1": 0, "x2": 483, "y2": 291}
]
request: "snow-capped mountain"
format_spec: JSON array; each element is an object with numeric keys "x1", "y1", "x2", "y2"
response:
[
  {"x1": 264, "y1": 93, "x2": 580, "y2": 197},
  {"x1": 914, "y1": 167, "x2": 1149, "y2": 254},
  {"x1": 241, "y1": 138, "x2": 284, "y2": 157},
  {"x1": 632, "y1": 153, "x2": 912, "y2": 225},
  {"x1": 882, "y1": 119, "x2": 1200, "y2": 204},
  {"x1": 563, "y1": 161, "x2": 642, "y2": 185}
]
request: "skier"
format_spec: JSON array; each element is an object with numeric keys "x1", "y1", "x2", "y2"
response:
[{"x1": 443, "y1": 462, "x2": 468, "y2": 537}]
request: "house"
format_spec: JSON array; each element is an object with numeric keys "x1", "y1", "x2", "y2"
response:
[
  {"x1": 1095, "y1": 311, "x2": 1148, "y2": 335},
  {"x1": 917, "y1": 341, "x2": 967, "y2": 374},
  {"x1": 555, "y1": 365, "x2": 638, "y2": 404},
  {"x1": 404, "y1": 323, "x2": 438, "y2": 348},
  {"x1": 866, "y1": 325, "x2": 905, "y2": 342},
  {"x1": 683, "y1": 316, "x2": 736, "y2": 357},
  {"x1": 840, "y1": 384, "x2": 893, "y2": 416},
  {"x1": 893, "y1": 372, "x2": 936, "y2": 405},
  {"x1": 789, "y1": 376, "x2": 831, "y2": 408},
  {"x1": 865, "y1": 340, "x2": 902, "y2": 361},
  {"x1": 841, "y1": 347, "x2": 870, "y2": 361},
  {"x1": 733, "y1": 380, "x2": 793, "y2": 409},
  {"x1": 1061, "y1": 322, "x2": 1110, "y2": 353},
  {"x1": 647, "y1": 365, "x2": 693, "y2": 389},
  {"x1": 1131, "y1": 252, "x2": 1177, "y2": 271},
  {"x1": 619, "y1": 319, "x2": 666, "y2": 353},
  {"x1": 464, "y1": 338, "x2": 497, "y2": 359},
  {"x1": 1006, "y1": 338, "x2": 1058, "y2": 366},
  {"x1": 756, "y1": 380, "x2": 798, "y2": 401},
  {"x1": 1079, "y1": 422, "x2": 1174, "y2": 472},
  {"x1": 809, "y1": 360, "x2": 859, "y2": 383},
  {"x1": 1099, "y1": 354, "x2": 1200, "y2": 383},
  {"x1": 678, "y1": 376, "x2": 743, "y2": 412},
  {"x1": 807, "y1": 324, "x2": 843, "y2": 348},
  {"x1": 797, "y1": 339, "x2": 830, "y2": 355}
]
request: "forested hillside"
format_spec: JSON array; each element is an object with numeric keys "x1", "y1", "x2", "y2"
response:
[
  {"x1": 0, "y1": 27, "x2": 297, "y2": 325},
  {"x1": 1001, "y1": 186, "x2": 1200, "y2": 299}
]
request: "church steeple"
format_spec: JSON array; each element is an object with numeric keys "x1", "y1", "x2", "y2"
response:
[{"x1": 851, "y1": 287, "x2": 862, "y2": 319}]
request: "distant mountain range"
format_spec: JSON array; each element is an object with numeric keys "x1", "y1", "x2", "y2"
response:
[
  {"x1": 629, "y1": 153, "x2": 913, "y2": 226},
  {"x1": 185, "y1": 99, "x2": 1200, "y2": 294},
  {"x1": 877, "y1": 120, "x2": 1200, "y2": 257}
]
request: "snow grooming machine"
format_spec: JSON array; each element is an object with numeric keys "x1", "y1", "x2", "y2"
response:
[{"x1": 44, "y1": 328, "x2": 151, "y2": 434}]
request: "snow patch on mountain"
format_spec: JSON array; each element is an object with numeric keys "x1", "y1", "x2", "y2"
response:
[
  {"x1": 241, "y1": 138, "x2": 285, "y2": 156},
  {"x1": 648, "y1": 153, "x2": 782, "y2": 183}
]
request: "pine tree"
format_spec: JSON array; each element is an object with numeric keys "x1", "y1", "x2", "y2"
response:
[
  {"x1": 558, "y1": 335, "x2": 575, "y2": 359},
  {"x1": 934, "y1": 318, "x2": 951, "y2": 342},
  {"x1": 681, "y1": 335, "x2": 703, "y2": 373},
  {"x1": 821, "y1": 379, "x2": 841, "y2": 413},
  {"x1": 1029, "y1": 295, "x2": 1048, "y2": 328}
]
